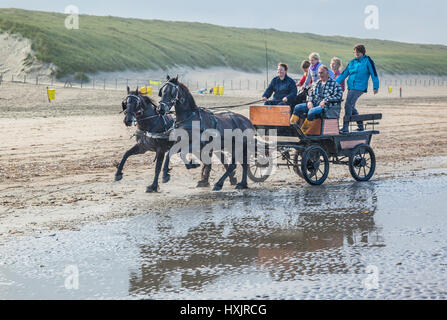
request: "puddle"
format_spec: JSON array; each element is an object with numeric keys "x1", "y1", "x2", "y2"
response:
[{"x1": 0, "y1": 173, "x2": 446, "y2": 299}]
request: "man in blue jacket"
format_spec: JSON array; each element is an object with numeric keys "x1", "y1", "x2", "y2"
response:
[
  {"x1": 336, "y1": 44, "x2": 379, "y2": 133},
  {"x1": 262, "y1": 63, "x2": 297, "y2": 106}
]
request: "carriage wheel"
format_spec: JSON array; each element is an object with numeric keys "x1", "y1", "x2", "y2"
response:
[
  {"x1": 247, "y1": 153, "x2": 273, "y2": 183},
  {"x1": 293, "y1": 152, "x2": 304, "y2": 179},
  {"x1": 349, "y1": 144, "x2": 376, "y2": 181},
  {"x1": 301, "y1": 145, "x2": 329, "y2": 185}
]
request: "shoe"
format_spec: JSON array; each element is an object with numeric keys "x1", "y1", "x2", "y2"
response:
[
  {"x1": 339, "y1": 129, "x2": 349, "y2": 134},
  {"x1": 290, "y1": 114, "x2": 299, "y2": 124},
  {"x1": 355, "y1": 128, "x2": 364, "y2": 132}
]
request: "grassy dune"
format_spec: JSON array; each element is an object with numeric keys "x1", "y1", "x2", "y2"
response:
[{"x1": 1, "y1": 8, "x2": 447, "y2": 78}]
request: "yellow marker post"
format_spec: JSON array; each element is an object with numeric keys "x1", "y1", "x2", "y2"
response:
[
  {"x1": 388, "y1": 86, "x2": 392, "y2": 94},
  {"x1": 47, "y1": 87, "x2": 55, "y2": 102},
  {"x1": 139, "y1": 86, "x2": 153, "y2": 96},
  {"x1": 218, "y1": 86, "x2": 224, "y2": 95},
  {"x1": 213, "y1": 86, "x2": 219, "y2": 96}
]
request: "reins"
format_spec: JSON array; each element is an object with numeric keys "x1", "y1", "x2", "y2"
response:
[{"x1": 207, "y1": 99, "x2": 263, "y2": 110}]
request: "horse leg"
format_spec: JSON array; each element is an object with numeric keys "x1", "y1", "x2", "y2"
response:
[
  {"x1": 183, "y1": 142, "x2": 200, "y2": 169},
  {"x1": 235, "y1": 141, "x2": 249, "y2": 189},
  {"x1": 115, "y1": 144, "x2": 142, "y2": 181},
  {"x1": 162, "y1": 151, "x2": 171, "y2": 183},
  {"x1": 197, "y1": 164, "x2": 211, "y2": 187},
  {"x1": 146, "y1": 150, "x2": 165, "y2": 193},
  {"x1": 197, "y1": 149, "x2": 212, "y2": 187},
  {"x1": 213, "y1": 163, "x2": 237, "y2": 191},
  {"x1": 218, "y1": 151, "x2": 237, "y2": 185},
  {"x1": 236, "y1": 164, "x2": 249, "y2": 189}
]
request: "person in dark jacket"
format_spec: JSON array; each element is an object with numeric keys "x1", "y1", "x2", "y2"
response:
[
  {"x1": 262, "y1": 63, "x2": 297, "y2": 106},
  {"x1": 336, "y1": 44, "x2": 380, "y2": 133}
]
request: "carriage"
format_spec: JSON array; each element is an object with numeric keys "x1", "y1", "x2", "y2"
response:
[{"x1": 247, "y1": 104, "x2": 382, "y2": 185}]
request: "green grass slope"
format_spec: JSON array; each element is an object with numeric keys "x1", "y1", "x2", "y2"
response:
[{"x1": 1, "y1": 8, "x2": 446, "y2": 78}]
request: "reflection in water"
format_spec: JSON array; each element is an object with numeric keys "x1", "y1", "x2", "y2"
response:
[{"x1": 129, "y1": 183, "x2": 382, "y2": 297}]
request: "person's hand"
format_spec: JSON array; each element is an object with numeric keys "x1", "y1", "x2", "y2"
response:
[
  {"x1": 374, "y1": 89, "x2": 378, "y2": 95},
  {"x1": 319, "y1": 100, "x2": 326, "y2": 108},
  {"x1": 262, "y1": 97, "x2": 268, "y2": 102},
  {"x1": 307, "y1": 102, "x2": 313, "y2": 110},
  {"x1": 282, "y1": 97, "x2": 288, "y2": 103}
]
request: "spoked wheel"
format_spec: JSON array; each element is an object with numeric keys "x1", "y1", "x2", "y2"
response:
[
  {"x1": 349, "y1": 144, "x2": 376, "y2": 181},
  {"x1": 293, "y1": 152, "x2": 304, "y2": 179},
  {"x1": 247, "y1": 152, "x2": 273, "y2": 183},
  {"x1": 301, "y1": 145, "x2": 329, "y2": 185}
]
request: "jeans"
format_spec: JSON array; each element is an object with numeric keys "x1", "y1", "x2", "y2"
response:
[
  {"x1": 292, "y1": 103, "x2": 323, "y2": 121},
  {"x1": 343, "y1": 89, "x2": 364, "y2": 130}
]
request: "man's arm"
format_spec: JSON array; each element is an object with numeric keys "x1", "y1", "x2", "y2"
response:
[
  {"x1": 309, "y1": 83, "x2": 319, "y2": 105},
  {"x1": 262, "y1": 78, "x2": 275, "y2": 99}
]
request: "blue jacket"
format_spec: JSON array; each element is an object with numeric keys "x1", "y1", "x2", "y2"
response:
[
  {"x1": 336, "y1": 55, "x2": 379, "y2": 92},
  {"x1": 263, "y1": 75, "x2": 297, "y2": 102}
]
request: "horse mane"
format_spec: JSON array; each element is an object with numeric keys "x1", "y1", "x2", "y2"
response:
[
  {"x1": 177, "y1": 81, "x2": 198, "y2": 110},
  {"x1": 140, "y1": 95, "x2": 157, "y2": 108}
]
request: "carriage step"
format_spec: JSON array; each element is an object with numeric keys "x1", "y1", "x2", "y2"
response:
[{"x1": 349, "y1": 113, "x2": 382, "y2": 122}]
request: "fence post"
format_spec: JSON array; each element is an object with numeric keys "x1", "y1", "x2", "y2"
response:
[
  {"x1": 24, "y1": 75, "x2": 26, "y2": 83},
  {"x1": 116, "y1": 79, "x2": 117, "y2": 90},
  {"x1": 51, "y1": 76, "x2": 54, "y2": 86},
  {"x1": 93, "y1": 78, "x2": 95, "y2": 89},
  {"x1": 103, "y1": 79, "x2": 106, "y2": 90},
  {"x1": 36, "y1": 76, "x2": 38, "y2": 85},
  {"x1": 231, "y1": 80, "x2": 233, "y2": 90},
  {"x1": 81, "y1": 78, "x2": 83, "y2": 88},
  {"x1": 240, "y1": 80, "x2": 242, "y2": 90},
  {"x1": 205, "y1": 80, "x2": 207, "y2": 89}
]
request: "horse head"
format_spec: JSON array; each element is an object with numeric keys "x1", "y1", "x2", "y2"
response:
[
  {"x1": 158, "y1": 75, "x2": 196, "y2": 115},
  {"x1": 123, "y1": 86, "x2": 159, "y2": 127}
]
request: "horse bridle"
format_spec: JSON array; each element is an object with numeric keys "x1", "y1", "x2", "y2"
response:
[
  {"x1": 158, "y1": 81, "x2": 185, "y2": 113},
  {"x1": 124, "y1": 94, "x2": 160, "y2": 122}
]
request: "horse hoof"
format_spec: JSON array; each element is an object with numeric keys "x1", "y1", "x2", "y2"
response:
[
  {"x1": 197, "y1": 180, "x2": 210, "y2": 188},
  {"x1": 235, "y1": 183, "x2": 248, "y2": 190},
  {"x1": 162, "y1": 174, "x2": 170, "y2": 183},
  {"x1": 213, "y1": 184, "x2": 223, "y2": 191},
  {"x1": 229, "y1": 176, "x2": 238, "y2": 186},
  {"x1": 146, "y1": 185, "x2": 159, "y2": 193},
  {"x1": 185, "y1": 163, "x2": 200, "y2": 170},
  {"x1": 115, "y1": 173, "x2": 123, "y2": 181}
]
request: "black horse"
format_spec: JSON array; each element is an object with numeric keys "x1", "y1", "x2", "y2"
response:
[
  {"x1": 117, "y1": 87, "x2": 235, "y2": 192},
  {"x1": 158, "y1": 76, "x2": 256, "y2": 191}
]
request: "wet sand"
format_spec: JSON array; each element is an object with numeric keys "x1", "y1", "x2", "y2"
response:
[
  {"x1": 0, "y1": 173, "x2": 446, "y2": 299},
  {"x1": 0, "y1": 81, "x2": 446, "y2": 299}
]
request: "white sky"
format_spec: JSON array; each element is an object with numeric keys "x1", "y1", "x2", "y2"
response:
[{"x1": 1, "y1": 0, "x2": 446, "y2": 45}]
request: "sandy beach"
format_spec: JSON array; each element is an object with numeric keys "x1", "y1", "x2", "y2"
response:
[{"x1": 0, "y1": 81, "x2": 446, "y2": 238}]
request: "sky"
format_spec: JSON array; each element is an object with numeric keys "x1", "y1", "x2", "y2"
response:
[{"x1": 1, "y1": 0, "x2": 446, "y2": 45}]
